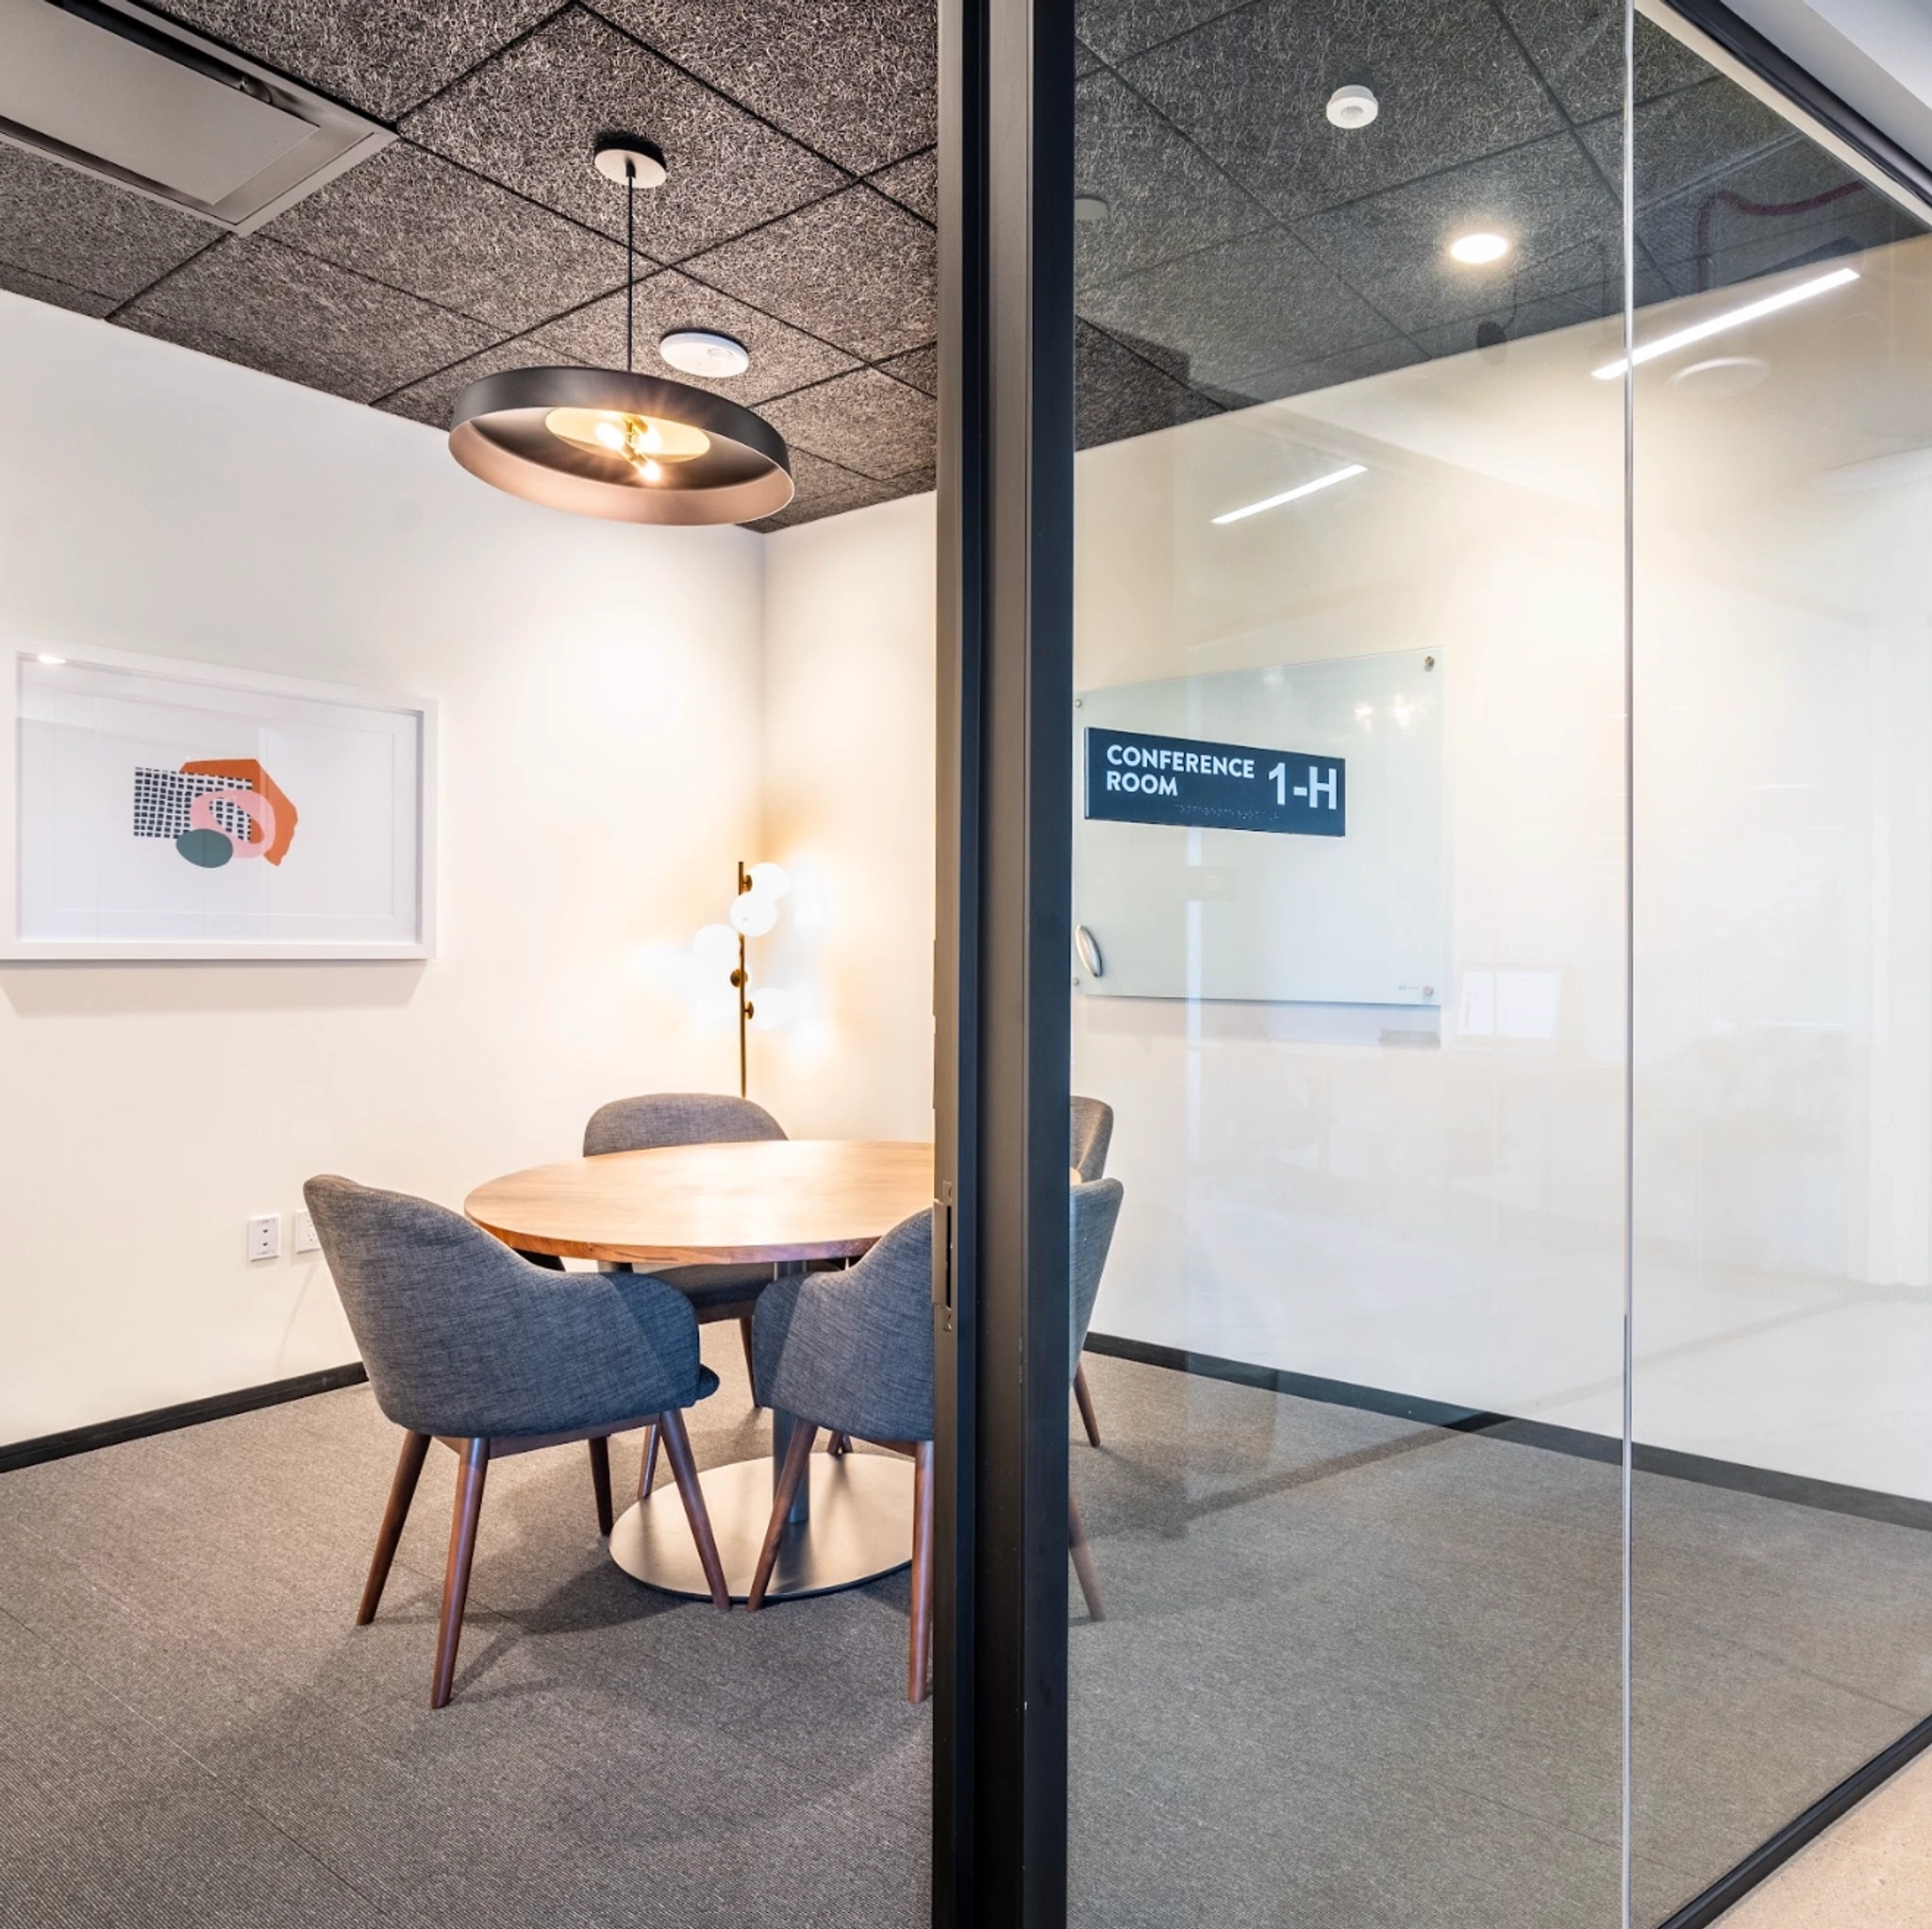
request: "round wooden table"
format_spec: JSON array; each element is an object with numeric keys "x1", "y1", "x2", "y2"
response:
[{"x1": 465, "y1": 1139, "x2": 934, "y2": 1603}]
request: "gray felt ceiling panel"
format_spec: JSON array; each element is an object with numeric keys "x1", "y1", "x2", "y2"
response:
[
  {"x1": 1489, "y1": 1, "x2": 1714, "y2": 125},
  {"x1": 749, "y1": 449, "x2": 914, "y2": 531},
  {"x1": 1077, "y1": 228, "x2": 1400, "y2": 406},
  {"x1": 760, "y1": 365, "x2": 936, "y2": 479},
  {"x1": 869, "y1": 148, "x2": 938, "y2": 225},
  {"x1": 1074, "y1": 0, "x2": 1245, "y2": 70},
  {"x1": 1123, "y1": 0, "x2": 1565, "y2": 222},
  {"x1": 379, "y1": 265, "x2": 858, "y2": 422},
  {"x1": 684, "y1": 186, "x2": 937, "y2": 359},
  {"x1": 0, "y1": 141, "x2": 216, "y2": 306},
  {"x1": 1074, "y1": 317, "x2": 1223, "y2": 450},
  {"x1": 264, "y1": 142, "x2": 624, "y2": 331},
  {"x1": 402, "y1": 8, "x2": 844, "y2": 258},
  {"x1": 1291, "y1": 131, "x2": 1620, "y2": 334},
  {"x1": 594, "y1": 0, "x2": 937, "y2": 175},
  {"x1": 879, "y1": 341, "x2": 939, "y2": 396},
  {"x1": 119, "y1": 237, "x2": 496, "y2": 403},
  {"x1": 0, "y1": 262, "x2": 117, "y2": 319},
  {"x1": 1074, "y1": 72, "x2": 1274, "y2": 291},
  {"x1": 157, "y1": 0, "x2": 562, "y2": 121}
]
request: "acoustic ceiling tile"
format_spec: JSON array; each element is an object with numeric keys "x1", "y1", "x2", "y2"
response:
[
  {"x1": 402, "y1": 8, "x2": 845, "y2": 258},
  {"x1": 1076, "y1": 226, "x2": 1400, "y2": 406},
  {"x1": 0, "y1": 141, "x2": 216, "y2": 306},
  {"x1": 749, "y1": 449, "x2": 910, "y2": 530},
  {"x1": 1123, "y1": 0, "x2": 1565, "y2": 222},
  {"x1": 1291, "y1": 130, "x2": 1620, "y2": 334},
  {"x1": 265, "y1": 141, "x2": 623, "y2": 331},
  {"x1": 157, "y1": 0, "x2": 561, "y2": 121},
  {"x1": 1074, "y1": 71, "x2": 1274, "y2": 292},
  {"x1": 119, "y1": 236, "x2": 495, "y2": 403},
  {"x1": 682, "y1": 186, "x2": 937, "y2": 359},
  {"x1": 760, "y1": 365, "x2": 936, "y2": 480},
  {"x1": 1074, "y1": 316, "x2": 1223, "y2": 450},
  {"x1": 591, "y1": 0, "x2": 937, "y2": 175},
  {"x1": 869, "y1": 147, "x2": 938, "y2": 225}
]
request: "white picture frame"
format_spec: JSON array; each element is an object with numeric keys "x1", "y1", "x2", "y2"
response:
[{"x1": 3, "y1": 639, "x2": 437, "y2": 960}]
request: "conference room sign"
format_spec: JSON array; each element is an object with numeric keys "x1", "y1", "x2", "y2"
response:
[{"x1": 1084, "y1": 725, "x2": 1346, "y2": 837}]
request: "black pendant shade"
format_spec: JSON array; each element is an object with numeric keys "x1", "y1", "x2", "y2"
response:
[{"x1": 448, "y1": 366, "x2": 793, "y2": 526}]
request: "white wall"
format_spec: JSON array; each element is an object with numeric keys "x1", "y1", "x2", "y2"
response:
[
  {"x1": 0, "y1": 291, "x2": 766, "y2": 1444},
  {"x1": 753, "y1": 492, "x2": 937, "y2": 1143}
]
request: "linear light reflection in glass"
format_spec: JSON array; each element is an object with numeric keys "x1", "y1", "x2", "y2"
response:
[
  {"x1": 1591, "y1": 266, "x2": 1858, "y2": 379},
  {"x1": 1211, "y1": 462, "x2": 1367, "y2": 525}
]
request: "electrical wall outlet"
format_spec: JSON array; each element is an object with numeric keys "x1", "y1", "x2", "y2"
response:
[
  {"x1": 246, "y1": 1212, "x2": 280, "y2": 1262},
  {"x1": 291, "y1": 1209, "x2": 320, "y2": 1255}
]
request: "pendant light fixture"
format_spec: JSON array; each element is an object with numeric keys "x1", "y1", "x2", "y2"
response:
[{"x1": 447, "y1": 137, "x2": 793, "y2": 525}]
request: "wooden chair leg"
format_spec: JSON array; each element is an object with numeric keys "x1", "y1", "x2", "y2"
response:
[
  {"x1": 739, "y1": 1313, "x2": 760, "y2": 1407},
  {"x1": 1068, "y1": 1484, "x2": 1106, "y2": 1623},
  {"x1": 658, "y1": 1408, "x2": 732, "y2": 1611},
  {"x1": 430, "y1": 1438, "x2": 490, "y2": 1709},
  {"x1": 908, "y1": 1439, "x2": 935, "y2": 1702},
  {"x1": 1074, "y1": 1360, "x2": 1102, "y2": 1448},
  {"x1": 588, "y1": 1435, "x2": 614, "y2": 1536},
  {"x1": 358, "y1": 1430, "x2": 430, "y2": 1626},
  {"x1": 747, "y1": 1419, "x2": 817, "y2": 1610},
  {"x1": 637, "y1": 1421, "x2": 661, "y2": 1501}
]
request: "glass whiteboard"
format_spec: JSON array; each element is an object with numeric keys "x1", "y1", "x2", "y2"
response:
[{"x1": 1073, "y1": 649, "x2": 1443, "y2": 1005}]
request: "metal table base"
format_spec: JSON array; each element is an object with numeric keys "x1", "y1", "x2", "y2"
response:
[{"x1": 608, "y1": 1451, "x2": 914, "y2": 1602}]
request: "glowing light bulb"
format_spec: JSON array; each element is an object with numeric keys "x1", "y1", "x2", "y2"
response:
[
  {"x1": 747, "y1": 862, "x2": 791, "y2": 900},
  {"x1": 638, "y1": 422, "x2": 662, "y2": 452},
  {"x1": 593, "y1": 418, "x2": 625, "y2": 450},
  {"x1": 1449, "y1": 231, "x2": 1509, "y2": 265},
  {"x1": 639, "y1": 457, "x2": 662, "y2": 482}
]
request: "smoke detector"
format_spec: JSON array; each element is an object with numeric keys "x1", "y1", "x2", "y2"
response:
[{"x1": 1325, "y1": 85, "x2": 1379, "y2": 129}]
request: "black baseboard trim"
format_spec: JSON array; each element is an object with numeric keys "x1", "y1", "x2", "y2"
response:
[
  {"x1": 1082, "y1": 1332, "x2": 1932, "y2": 1535},
  {"x1": 1657, "y1": 1710, "x2": 1932, "y2": 1929},
  {"x1": 0, "y1": 1363, "x2": 369, "y2": 1474}
]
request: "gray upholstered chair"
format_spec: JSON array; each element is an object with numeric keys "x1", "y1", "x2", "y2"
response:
[
  {"x1": 305, "y1": 1174, "x2": 730, "y2": 1709},
  {"x1": 580, "y1": 1092, "x2": 790, "y2": 1493},
  {"x1": 1069, "y1": 1096, "x2": 1115, "y2": 1448},
  {"x1": 747, "y1": 1178, "x2": 1124, "y2": 1700}
]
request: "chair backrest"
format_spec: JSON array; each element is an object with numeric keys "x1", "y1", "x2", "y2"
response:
[
  {"x1": 754, "y1": 1206, "x2": 936, "y2": 1445},
  {"x1": 1071, "y1": 1095, "x2": 1114, "y2": 1183},
  {"x1": 304, "y1": 1174, "x2": 698, "y2": 1438},
  {"x1": 583, "y1": 1092, "x2": 786, "y2": 1157},
  {"x1": 1070, "y1": 1178, "x2": 1124, "y2": 1381}
]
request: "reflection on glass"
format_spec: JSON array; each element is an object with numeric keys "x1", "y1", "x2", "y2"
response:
[{"x1": 1064, "y1": 0, "x2": 1932, "y2": 1921}]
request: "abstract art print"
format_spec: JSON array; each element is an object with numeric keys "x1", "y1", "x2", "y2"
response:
[{"x1": 4, "y1": 641, "x2": 434, "y2": 959}]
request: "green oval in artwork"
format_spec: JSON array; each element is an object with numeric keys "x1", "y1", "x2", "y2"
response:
[{"x1": 175, "y1": 828, "x2": 233, "y2": 868}]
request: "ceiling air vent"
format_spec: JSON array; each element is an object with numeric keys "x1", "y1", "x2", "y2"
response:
[{"x1": 0, "y1": 0, "x2": 391, "y2": 230}]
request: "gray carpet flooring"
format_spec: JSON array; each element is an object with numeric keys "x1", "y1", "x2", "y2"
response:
[{"x1": 5, "y1": 1347, "x2": 1931, "y2": 1928}]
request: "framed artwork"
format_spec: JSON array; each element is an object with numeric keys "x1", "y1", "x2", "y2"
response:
[{"x1": 3, "y1": 640, "x2": 435, "y2": 960}]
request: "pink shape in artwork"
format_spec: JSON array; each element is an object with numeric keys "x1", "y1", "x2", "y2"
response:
[{"x1": 189, "y1": 786, "x2": 277, "y2": 858}]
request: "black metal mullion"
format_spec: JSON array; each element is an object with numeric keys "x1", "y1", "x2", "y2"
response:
[{"x1": 935, "y1": 0, "x2": 1076, "y2": 1918}]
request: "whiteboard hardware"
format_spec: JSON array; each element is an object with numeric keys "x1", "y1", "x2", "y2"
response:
[{"x1": 1074, "y1": 925, "x2": 1104, "y2": 978}]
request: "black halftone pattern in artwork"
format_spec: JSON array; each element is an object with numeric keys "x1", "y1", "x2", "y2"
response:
[{"x1": 132, "y1": 767, "x2": 254, "y2": 840}]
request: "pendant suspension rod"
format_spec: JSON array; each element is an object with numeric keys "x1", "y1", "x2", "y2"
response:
[{"x1": 625, "y1": 158, "x2": 636, "y2": 374}]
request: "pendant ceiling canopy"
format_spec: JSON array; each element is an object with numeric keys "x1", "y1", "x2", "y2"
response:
[{"x1": 449, "y1": 366, "x2": 793, "y2": 525}]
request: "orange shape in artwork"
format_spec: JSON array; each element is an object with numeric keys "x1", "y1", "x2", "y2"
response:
[{"x1": 181, "y1": 758, "x2": 298, "y2": 865}]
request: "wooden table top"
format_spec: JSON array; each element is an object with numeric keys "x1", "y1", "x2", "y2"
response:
[{"x1": 465, "y1": 1139, "x2": 937, "y2": 1267}]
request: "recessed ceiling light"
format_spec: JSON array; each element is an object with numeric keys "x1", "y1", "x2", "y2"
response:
[
  {"x1": 1212, "y1": 462, "x2": 1366, "y2": 525},
  {"x1": 1074, "y1": 193, "x2": 1109, "y2": 223},
  {"x1": 1592, "y1": 266, "x2": 1857, "y2": 379},
  {"x1": 1325, "y1": 85, "x2": 1379, "y2": 129},
  {"x1": 660, "y1": 329, "x2": 751, "y2": 379},
  {"x1": 1449, "y1": 231, "x2": 1509, "y2": 265}
]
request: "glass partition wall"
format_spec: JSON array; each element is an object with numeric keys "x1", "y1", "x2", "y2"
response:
[{"x1": 1040, "y1": 1, "x2": 1932, "y2": 1924}]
